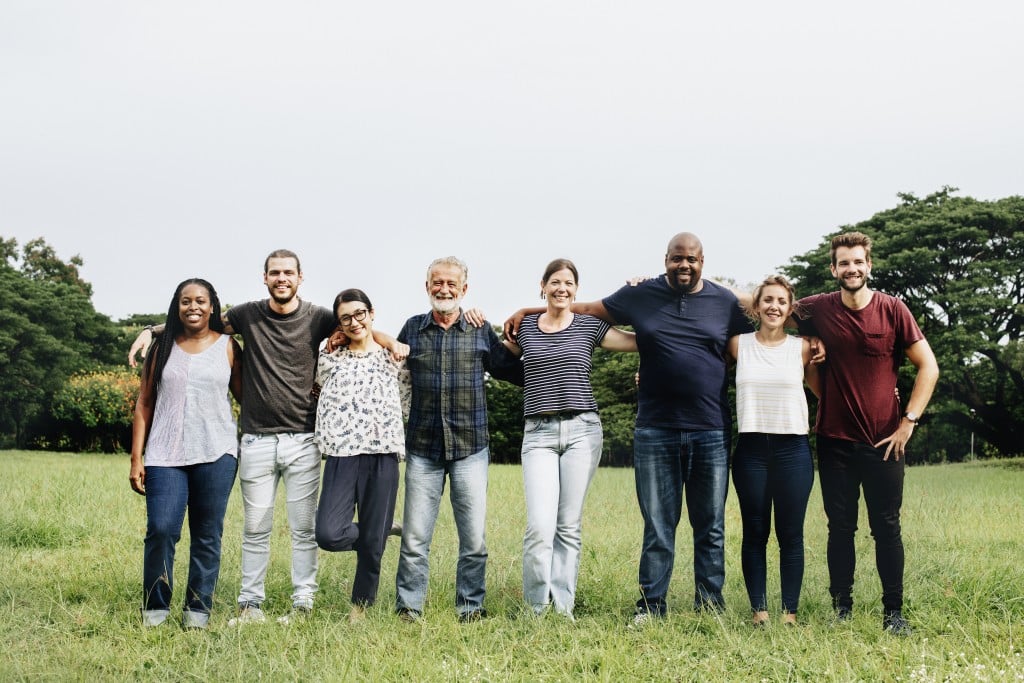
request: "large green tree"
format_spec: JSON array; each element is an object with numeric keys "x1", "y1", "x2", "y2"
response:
[
  {"x1": 782, "y1": 188, "x2": 1024, "y2": 459},
  {"x1": 0, "y1": 237, "x2": 124, "y2": 446}
]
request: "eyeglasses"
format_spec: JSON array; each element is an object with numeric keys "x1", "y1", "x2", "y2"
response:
[{"x1": 339, "y1": 309, "x2": 370, "y2": 326}]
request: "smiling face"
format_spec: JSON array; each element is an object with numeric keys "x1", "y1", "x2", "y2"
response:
[
  {"x1": 754, "y1": 283, "x2": 792, "y2": 331},
  {"x1": 426, "y1": 263, "x2": 467, "y2": 315},
  {"x1": 336, "y1": 299, "x2": 373, "y2": 343},
  {"x1": 263, "y1": 256, "x2": 303, "y2": 306},
  {"x1": 830, "y1": 245, "x2": 872, "y2": 294},
  {"x1": 664, "y1": 233, "x2": 704, "y2": 293},
  {"x1": 542, "y1": 267, "x2": 577, "y2": 312},
  {"x1": 178, "y1": 283, "x2": 213, "y2": 332}
]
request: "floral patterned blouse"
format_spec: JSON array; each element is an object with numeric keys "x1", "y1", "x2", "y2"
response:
[{"x1": 314, "y1": 346, "x2": 410, "y2": 458}]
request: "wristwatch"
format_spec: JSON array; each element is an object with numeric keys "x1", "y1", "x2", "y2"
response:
[{"x1": 903, "y1": 411, "x2": 920, "y2": 424}]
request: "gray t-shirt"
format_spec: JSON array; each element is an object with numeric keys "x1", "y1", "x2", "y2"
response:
[{"x1": 227, "y1": 298, "x2": 337, "y2": 434}]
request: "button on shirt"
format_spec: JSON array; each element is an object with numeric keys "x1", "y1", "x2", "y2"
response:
[{"x1": 399, "y1": 311, "x2": 520, "y2": 461}]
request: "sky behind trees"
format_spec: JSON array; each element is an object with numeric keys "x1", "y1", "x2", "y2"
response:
[{"x1": 2, "y1": 2, "x2": 1022, "y2": 333}]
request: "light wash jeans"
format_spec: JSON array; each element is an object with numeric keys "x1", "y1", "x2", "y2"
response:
[
  {"x1": 395, "y1": 448, "x2": 489, "y2": 616},
  {"x1": 237, "y1": 433, "x2": 321, "y2": 609},
  {"x1": 521, "y1": 411, "x2": 603, "y2": 616}
]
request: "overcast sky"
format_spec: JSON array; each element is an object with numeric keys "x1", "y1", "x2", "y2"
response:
[{"x1": 3, "y1": 2, "x2": 1022, "y2": 334}]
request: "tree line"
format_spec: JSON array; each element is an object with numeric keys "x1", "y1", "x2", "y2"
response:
[{"x1": 3, "y1": 186, "x2": 1022, "y2": 462}]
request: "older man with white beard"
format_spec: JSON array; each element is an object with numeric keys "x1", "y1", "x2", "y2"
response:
[{"x1": 393, "y1": 256, "x2": 521, "y2": 623}]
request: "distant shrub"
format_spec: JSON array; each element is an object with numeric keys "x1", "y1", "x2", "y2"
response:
[{"x1": 48, "y1": 369, "x2": 140, "y2": 452}]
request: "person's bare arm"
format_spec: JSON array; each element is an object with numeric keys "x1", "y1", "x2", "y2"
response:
[
  {"x1": 873, "y1": 338, "x2": 940, "y2": 461},
  {"x1": 128, "y1": 313, "x2": 234, "y2": 367},
  {"x1": 600, "y1": 327, "x2": 637, "y2": 353},
  {"x1": 801, "y1": 338, "x2": 821, "y2": 398},
  {"x1": 463, "y1": 308, "x2": 486, "y2": 328},
  {"x1": 503, "y1": 306, "x2": 545, "y2": 340},
  {"x1": 129, "y1": 351, "x2": 157, "y2": 495},
  {"x1": 503, "y1": 300, "x2": 618, "y2": 340},
  {"x1": 227, "y1": 337, "x2": 243, "y2": 403},
  {"x1": 726, "y1": 335, "x2": 739, "y2": 363},
  {"x1": 372, "y1": 329, "x2": 409, "y2": 361}
]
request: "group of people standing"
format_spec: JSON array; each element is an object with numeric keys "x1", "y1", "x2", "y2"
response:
[{"x1": 127, "y1": 230, "x2": 938, "y2": 637}]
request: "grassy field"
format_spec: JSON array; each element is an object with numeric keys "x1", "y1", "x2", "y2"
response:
[{"x1": 1, "y1": 451, "x2": 1022, "y2": 681}]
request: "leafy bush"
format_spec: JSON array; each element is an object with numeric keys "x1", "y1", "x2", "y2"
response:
[{"x1": 48, "y1": 369, "x2": 140, "y2": 452}]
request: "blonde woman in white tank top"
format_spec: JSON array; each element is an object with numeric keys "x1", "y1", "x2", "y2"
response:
[{"x1": 726, "y1": 275, "x2": 819, "y2": 628}]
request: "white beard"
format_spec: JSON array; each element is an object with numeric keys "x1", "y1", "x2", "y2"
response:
[{"x1": 430, "y1": 296, "x2": 461, "y2": 314}]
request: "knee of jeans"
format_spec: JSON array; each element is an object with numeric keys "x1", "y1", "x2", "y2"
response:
[
  {"x1": 243, "y1": 507, "x2": 275, "y2": 536},
  {"x1": 146, "y1": 516, "x2": 182, "y2": 541},
  {"x1": 316, "y1": 525, "x2": 357, "y2": 551}
]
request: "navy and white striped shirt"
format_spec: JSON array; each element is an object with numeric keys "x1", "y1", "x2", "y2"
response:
[{"x1": 517, "y1": 313, "x2": 610, "y2": 417}]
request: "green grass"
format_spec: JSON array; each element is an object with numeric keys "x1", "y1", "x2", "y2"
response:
[{"x1": 1, "y1": 451, "x2": 1022, "y2": 681}]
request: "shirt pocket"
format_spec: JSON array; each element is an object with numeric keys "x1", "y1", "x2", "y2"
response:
[{"x1": 862, "y1": 332, "x2": 894, "y2": 357}]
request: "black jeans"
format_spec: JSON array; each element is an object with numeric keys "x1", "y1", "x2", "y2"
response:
[
  {"x1": 817, "y1": 436, "x2": 905, "y2": 613},
  {"x1": 732, "y1": 433, "x2": 813, "y2": 614},
  {"x1": 316, "y1": 454, "x2": 399, "y2": 606}
]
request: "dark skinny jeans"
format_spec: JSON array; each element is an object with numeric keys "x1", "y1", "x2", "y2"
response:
[
  {"x1": 817, "y1": 435, "x2": 906, "y2": 614},
  {"x1": 732, "y1": 433, "x2": 813, "y2": 614}
]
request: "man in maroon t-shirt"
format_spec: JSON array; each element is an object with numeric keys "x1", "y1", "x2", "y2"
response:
[{"x1": 796, "y1": 231, "x2": 939, "y2": 637}]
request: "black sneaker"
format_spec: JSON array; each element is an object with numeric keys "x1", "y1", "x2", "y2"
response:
[
  {"x1": 883, "y1": 611, "x2": 913, "y2": 637},
  {"x1": 832, "y1": 606, "x2": 853, "y2": 624}
]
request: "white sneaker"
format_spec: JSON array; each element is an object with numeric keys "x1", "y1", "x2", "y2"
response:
[
  {"x1": 628, "y1": 610, "x2": 659, "y2": 629},
  {"x1": 228, "y1": 606, "x2": 266, "y2": 627},
  {"x1": 277, "y1": 605, "x2": 312, "y2": 625}
]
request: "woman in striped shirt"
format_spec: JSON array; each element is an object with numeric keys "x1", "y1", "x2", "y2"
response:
[{"x1": 504, "y1": 258, "x2": 637, "y2": 619}]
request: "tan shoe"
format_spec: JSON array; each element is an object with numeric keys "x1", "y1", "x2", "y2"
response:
[
  {"x1": 348, "y1": 604, "x2": 366, "y2": 625},
  {"x1": 752, "y1": 611, "x2": 770, "y2": 627}
]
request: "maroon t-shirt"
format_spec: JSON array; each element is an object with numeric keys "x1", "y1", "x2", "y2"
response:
[{"x1": 796, "y1": 291, "x2": 925, "y2": 446}]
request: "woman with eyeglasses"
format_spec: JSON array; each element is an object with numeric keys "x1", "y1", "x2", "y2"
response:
[{"x1": 313, "y1": 288, "x2": 409, "y2": 623}]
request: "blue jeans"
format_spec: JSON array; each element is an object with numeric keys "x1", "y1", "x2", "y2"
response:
[
  {"x1": 633, "y1": 428, "x2": 729, "y2": 613},
  {"x1": 521, "y1": 411, "x2": 603, "y2": 616},
  {"x1": 143, "y1": 454, "x2": 237, "y2": 620},
  {"x1": 731, "y1": 433, "x2": 813, "y2": 614},
  {"x1": 395, "y1": 448, "x2": 489, "y2": 616}
]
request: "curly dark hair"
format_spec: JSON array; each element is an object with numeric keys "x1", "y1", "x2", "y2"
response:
[{"x1": 146, "y1": 278, "x2": 225, "y2": 391}]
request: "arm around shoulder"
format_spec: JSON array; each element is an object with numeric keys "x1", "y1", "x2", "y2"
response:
[
  {"x1": 572, "y1": 299, "x2": 616, "y2": 324},
  {"x1": 600, "y1": 326, "x2": 637, "y2": 353},
  {"x1": 227, "y1": 336, "x2": 243, "y2": 403}
]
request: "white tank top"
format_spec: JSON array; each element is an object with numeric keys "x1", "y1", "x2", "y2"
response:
[
  {"x1": 145, "y1": 334, "x2": 238, "y2": 466},
  {"x1": 735, "y1": 333, "x2": 808, "y2": 435}
]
